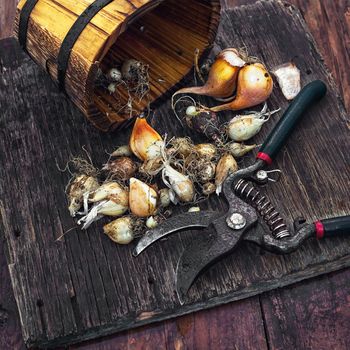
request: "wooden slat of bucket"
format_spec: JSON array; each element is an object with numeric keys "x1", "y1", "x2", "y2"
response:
[
  {"x1": 156, "y1": 0, "x2": 214, "y2": 36},
  {"x1": 18, "y1": 0, "x2": 109, "y2": 66},
  {"x1": 93, "y1": 94, "x2": 127, "y2": 123},
  {"x1": 137, "y1": 14, "x2": 208, "y2": 53},
  {"x1": 109, "y1": 32, "x2": 192, "y2": 81},
  {"x1": 50, "y1": 0, "x2": 133, "y2": 35}
]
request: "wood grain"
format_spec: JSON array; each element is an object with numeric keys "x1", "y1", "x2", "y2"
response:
[
  {"x1": 0, "y1": 1, "x2": 350, "y2": 349},
  {"x1": 292, "y1": 0, "x2": 350, "y2": 112},
  {"x1": 0, "y1": 0, "x2": 19, "y2": 39},
  {"x1": 71, "y1": 297, "x2": 267, "y2": 350},
  {"x1": 261, "y1": 269, "x2": 350, "y2": 350},
  {"x1": 69, "y1": 270, "x2": 350, "y2": 350},
  {"x1": 0, "y1": 240, "x2": 25, "y2": 350}
]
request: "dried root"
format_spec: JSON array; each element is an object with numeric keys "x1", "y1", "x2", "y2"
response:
[
  {"x1": 121, "y1": 59, "x2": 150, "y2": 101},
  {"x1": 67, "y1": 157, "x2": 99, "y2": 177},
  {"x1": 102, "y1": 157, "x2": 138, "y2": 181},
  {"x1": 194, "y1": 48, "x2": 205, "y2": 84},
  {"x1": 95, "y1": 59, "x2": 150, "y2": 119}
]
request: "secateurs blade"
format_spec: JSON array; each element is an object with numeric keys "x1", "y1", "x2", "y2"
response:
[{"x1": 133, "y1": 80, "x2": 350, "y2": 303}]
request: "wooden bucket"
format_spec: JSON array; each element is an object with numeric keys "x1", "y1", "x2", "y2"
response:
[{"x1": 14, "y1": 0, "x2": 221, "y2": 131}]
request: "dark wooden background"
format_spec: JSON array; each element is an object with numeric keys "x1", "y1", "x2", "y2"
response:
[{"x1": 0, "y1": 0, "x2": 349, "y2": 349}]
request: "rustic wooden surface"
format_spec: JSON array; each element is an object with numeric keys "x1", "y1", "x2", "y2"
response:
[{"x1": 0, "y1": 0, "x2": 350, "y2": 349}]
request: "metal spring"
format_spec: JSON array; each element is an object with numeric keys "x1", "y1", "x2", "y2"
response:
[{"x1": 234, "y1": 179, "x2": 290, "y2": 239}]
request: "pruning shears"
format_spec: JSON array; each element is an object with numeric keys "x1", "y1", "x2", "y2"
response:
[{"x1": 133, "y1": 80, "x2": 350, "y2": 303}]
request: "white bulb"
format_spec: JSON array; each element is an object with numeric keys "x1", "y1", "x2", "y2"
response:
[
  {"x1": 146, "y1": 216, "x2": 158, "y2": 229},
  {"x1": 186, "y1": 105, "x2": 197, "y2": 116},
  {"x1": 188, "y1": 207, "x2": 200, "y2": 213},
  {"x1": 108, "y1": 68, "x2": 122, "y2": 82},
  {"x1": 108, "y1": 83, "x2": 116, "y2": 94}
]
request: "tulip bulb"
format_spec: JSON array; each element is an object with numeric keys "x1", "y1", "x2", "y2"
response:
[
  {"x1": 122, "y1": 59, "x2": 142, "y2": 81},
  {"x1": 228, "y1": 116, "x2": 267, "y2": 141},
  {"x1": 78, "y1": 182, "x2": 129, "y2": 229},
  {"x1": 202, "y1": 182, "x2": 216, "y2": 196},
  {"x1": 111, "y1": 145, "x2": 132, "y2": 157},
  {"x1": 129, "y1": 178, "x2": 158, "y2": 217},
  {"x1": 210, "y1": 63, "x2": 273, "y2": 112},
  {"x1": 104, "y1": 217, "x2": 135, "y2": 244},
  {"x1": 78, "y1": 197, "x2": 129, "y2": 230},
  {"x1": 108, "y1": 83, "x2": 117, "y2": 94},
  {"x1": 227, "y1": 142, "x2": 257, "y2": 157},
  {"x1": 129, "y1": 117, "x2": 163, "y2": 161},
  {"x1": 102, "y1": 157, "x2": 138, "y2": 181},
  {"x1": 146, "y1": 216, "x2": 159, "y2": 229},
  {"x1": 97, "y1": 199, "x2": 129, "y2": 216},
  {"x1": 194, "y1": 143, "x2": 217, "y2": 160},
  {"x1": 159, "y1": 188, "x2": 171, "y2": 207},
  {"x1": 186, "y1": 105, "x2": 198, "y2": 116},
  {"x1": 186, "y1": 110, "x2": 221, "y2": 142},
  {"x1": 227, "y1": 104, "x2": 280, "y2": 142},
  {"x1": 108, "y1": 68, "x2": 122, "y2": 82},
  {"x1": 172, "y1": 49, "x2": 246, "y2": 102},
  {"x1": 170, "y1": 137, "x2": 194, "y2": 158},
  {"x1": 162, "y1": 164, "x2": 195, "y2": 203},
  {"x1": 197, "y1": 160, "x2": 216, "y2": 183},
  {"x1": 68, "y1": 175, "x2": 100, "y2": 217},
  {"x1": 139, "y1": 156, "x2": 164, "y2": 176},
  {"x1": 89, "y1": 182, "x2": 128, "y2": 203},
  {"x1": 215, "y1": 154, "x2": 238, "y2": 194},
  {"x1": 188, "y1": 207, "x2": 201, "y2": 213}
]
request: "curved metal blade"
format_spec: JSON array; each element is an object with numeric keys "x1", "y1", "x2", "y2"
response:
[
  {"x1": 176, "y1": 198, "x2": 258, "y2": 304},
  {"x1": 133, "y1": 211, "x2": 219, "y2": 256},
  {"x1": 175, "y1": 227, "x2": 227, "y2": 304},
  {"x1": 176, "y1": 216, "x2": 256, "y2": 304}
]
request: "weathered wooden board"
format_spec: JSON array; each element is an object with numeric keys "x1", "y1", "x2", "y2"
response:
[
  {"x1": 0, "y1": 0, "x2": 349, "y2": 348},
  {"x1": 68, "y1": 269, "x2": 350, "y2": 350},
  {"x1": 261, "y1": 269, "x2": 350, "y2": 350},
  {"x1": 0, "y1": 0, "x2": 19, "y2": 40}
]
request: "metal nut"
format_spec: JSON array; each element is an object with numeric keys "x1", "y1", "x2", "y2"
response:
[
  {"x1": 256, "y1": 170, "x2": 268, "y2": 181},
  {"x1": 226, "y1": 213, "x2": 246, "y2": 230}
]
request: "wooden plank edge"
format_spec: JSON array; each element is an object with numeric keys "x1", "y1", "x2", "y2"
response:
[{"x1": 26, "y1": 255, "x2": 350, "y2": 348}]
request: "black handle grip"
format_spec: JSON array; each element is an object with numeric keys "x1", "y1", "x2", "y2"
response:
[
  {"x1": 257, "y1": 80, "x2": 327, "y2": 164},
  {"x1": 315, "y1": 215, "x2": 350, "y2": 239}
]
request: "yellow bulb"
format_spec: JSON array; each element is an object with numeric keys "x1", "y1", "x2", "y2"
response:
[
  {"x1": 210, "y1": 63, "x2": 273, "y2": 112},
  {"x1": 172, "y1": 48, "x2": 246, "y2": 101},
  {"x1": 129, "y1": 117, "x2": 163, "y2": 161}
]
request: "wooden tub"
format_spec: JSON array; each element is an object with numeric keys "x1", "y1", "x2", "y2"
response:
[{"x1": 15, "y1": 0, "x2": 221, "y2": 131}]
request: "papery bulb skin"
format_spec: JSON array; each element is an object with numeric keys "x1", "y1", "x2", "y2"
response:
[{"x1": 272, "y1": 62, "x2": 301, "y2": 100}]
